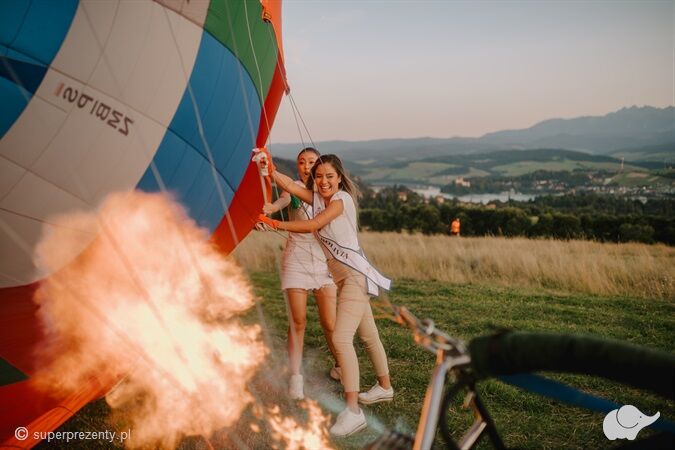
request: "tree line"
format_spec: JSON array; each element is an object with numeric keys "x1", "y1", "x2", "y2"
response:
[{"x1": 358, "y1": 187, "x2": 674, "y2": 245}]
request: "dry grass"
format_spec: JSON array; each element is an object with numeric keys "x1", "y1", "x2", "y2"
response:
[{"x1": 232, "y1": 231, "x2": 675, "y2": 299}]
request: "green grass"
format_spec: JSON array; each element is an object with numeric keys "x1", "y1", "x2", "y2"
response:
[
  {"x1": 609, "y1": 171, "x2": 672, "y2": 187},
  {"x1": 41, "y1": 273, "x2": 674, "y2": 449},
  {"x1": 491, "y1": 160, "x2": 643, "y2": 177},
  {"x1": 248, "y1": 273, "x2": 674, "y2": 449},
  {"x1": 360, "y1": 162, "x2": 494, "y2": 187},
  {"x1": 427, "y1": 167, "x2": 492, "y2": 185},
  {"x1": 362, "y1": 162, "x2": 455, "y2": 182}
]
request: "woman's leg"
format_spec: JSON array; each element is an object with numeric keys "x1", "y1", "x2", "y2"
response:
[
  {"x1": 314, "y1": 284, "x2": 338, "y2": 363},
  {"x1": 357, "y1": 303, "x2": 391, "y2": 389},
  {"x1": 332, "y1": 272, "x2": 370, "y2": 413},
  {"x1": 286, "y1": 288, "x2": 308, "y2": 375}
]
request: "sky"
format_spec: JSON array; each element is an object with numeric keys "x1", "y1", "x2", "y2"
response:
[{"x1": 270, "y1": 1, "x2": 674, "y2": 144}]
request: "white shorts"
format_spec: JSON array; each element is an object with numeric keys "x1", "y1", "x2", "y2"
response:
[{"x1": 281, "y1": 242, "x2": 335, "y2": 291}]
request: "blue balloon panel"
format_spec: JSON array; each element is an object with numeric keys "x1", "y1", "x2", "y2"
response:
[
  {"x1": 137, "y1": 31, "x2": 262, "y2": 232},
  {"x1": 0, "y1": 0, "x2": 78, "y2": 138}
]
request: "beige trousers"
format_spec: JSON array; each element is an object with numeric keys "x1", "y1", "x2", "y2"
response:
[{"x1": 327, "y1": 259, "x2": 389, "y2": 392}]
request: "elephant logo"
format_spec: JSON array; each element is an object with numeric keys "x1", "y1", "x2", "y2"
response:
[{"x1": 603, "y1": 405, "x2": 660, "y2": 440}]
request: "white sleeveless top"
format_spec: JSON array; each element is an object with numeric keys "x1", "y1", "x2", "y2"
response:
[
  {"x1": 313, "y1": 190, "x2": 360, "y2": 258},
  {"x1": 313, "y1": 189, "x2": 391, "y2": 296}
]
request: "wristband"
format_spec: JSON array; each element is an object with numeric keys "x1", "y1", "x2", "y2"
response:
[{"x1": 257, "y1": 214, "x2": 280, "y2": 230}]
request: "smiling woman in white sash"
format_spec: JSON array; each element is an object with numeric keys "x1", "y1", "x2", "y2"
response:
[{"x1": 256, "y1": 151, "x2": 393, "y2": 438}]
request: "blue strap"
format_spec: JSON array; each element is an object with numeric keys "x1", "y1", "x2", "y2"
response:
[{"x1": 499, "y1": 374, "x2": 675, "y2": 434}]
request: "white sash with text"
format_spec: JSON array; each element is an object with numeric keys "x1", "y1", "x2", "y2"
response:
[{"x1": 313, "y1": 193, "x2": 391, "y2": 296}]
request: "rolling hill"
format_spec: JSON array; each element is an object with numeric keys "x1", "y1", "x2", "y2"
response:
[
  {"x1": 348, "y1": 148, "x2": 650, "y2": 186},
  {"x1": 271, "y1": 106, "x2": 674, "y2": 166}
]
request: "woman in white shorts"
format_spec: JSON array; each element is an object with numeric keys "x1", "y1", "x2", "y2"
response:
[
  {"x1": 258, "y1": 152, "x2": 393, "y2": 438},
  {"x1": 263, "y1": 147, "x2": 340, "y2": 400}
]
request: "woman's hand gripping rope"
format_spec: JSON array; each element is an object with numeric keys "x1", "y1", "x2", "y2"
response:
[
  {"x1": 251, "y1": 147, "x2": 276, "y2": 177},
  {"x1": 255, "y1": 214, "x2": 280, "y2": 232}
]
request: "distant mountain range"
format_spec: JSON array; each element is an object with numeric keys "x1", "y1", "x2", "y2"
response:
[{"x1": 271, "y1": 106, "x2": 674, "y2": 164}]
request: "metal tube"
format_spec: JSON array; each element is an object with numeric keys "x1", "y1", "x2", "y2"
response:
[{"x1": 413, "y1": 350, "x2": 449, "y2": 450}]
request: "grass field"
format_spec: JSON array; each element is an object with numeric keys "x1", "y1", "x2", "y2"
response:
[
  {"x1": 358, "y1": 162, "x2": 491, "y2": 186},
  {"x1": 39, "y1": 233, "x2": 674, "y2": 449},
  {"x1": 609, "y1": 171, "x2": 672, "y2": 187},
  {"x1": 427, "y1": 167, "x2": 492, "y2": 185},
  {"x1": 243, "y1": 272, "x2": 675, "y2": 450},
  {"x1": 235, "y1": 232, "x2": 674, "y2": 300},
  {"x1": 360, "y1": 162, "x2": 455, "y2": 182},
  {"x1": 491, "y1": 160, "x2": 642, "y2": 177}
]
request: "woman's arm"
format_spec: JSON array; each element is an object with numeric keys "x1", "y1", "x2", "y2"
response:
[
  {"x1": 272, "y1": 199, "x2": 344, "y2": 233},
  {"x1": 263, "y1": 191, "x2": 291, "y2": 215},
  {"x1": 272, "y1": 171, "x2": 313, "y2": 204}
]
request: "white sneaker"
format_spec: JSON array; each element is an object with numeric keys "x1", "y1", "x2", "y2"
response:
[
  {"x1": 329, "y1": 365, "x2": 342, "y2": 382},
  {"x1": 289, "y1": 374, "x2": 304, "y2": 400},
  {"x1": 329, "y1": 407, "x2": 367, "y2": 437},
  {"x1": 358, "y1": 383, "x2": 394, "y2": 405}
]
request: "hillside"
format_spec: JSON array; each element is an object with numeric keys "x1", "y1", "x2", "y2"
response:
[
  {"x1": 348, "y1": 148, "x2": 650, "y2": 186},
  {"x1": 270, "y1": 106, "x2": 674, "y2": 164},
  {"x1": 480, "y1": 105, "x2": 674, "y2": 152},
  {"x1": 608, "y1": 142, "x2": 675, "y2": 166}
]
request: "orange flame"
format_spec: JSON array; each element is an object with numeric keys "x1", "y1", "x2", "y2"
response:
[
  {"x1": 33, "y1": 191, "x2": 266, "y2": 448},
  {"x1": 267, "y1": 400, "x2": 333, "y2": 450}
]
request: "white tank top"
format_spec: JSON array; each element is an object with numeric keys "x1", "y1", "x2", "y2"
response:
[
  {"x1": 312, "y1": 189, "x2": 391, "y2": 296},
  {"x1": 313, "y1": 190, "x2": 360, "y2": 258}
]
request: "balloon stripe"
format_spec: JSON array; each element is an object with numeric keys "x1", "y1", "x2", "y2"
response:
[
  {"x1": 0, "y1": 0, "x2": 286, "y2": 444},
  {"x1": 0, "y1": 1, "x2": 77, "y2": 138},
  {"x1": 204, "y1": 0, "x2": 279, "y2": 105},
  {"x1": 136, "y1": 32, "x2": 262, "y2": 232},
  {"x1": 2, "y1": 0, "x2": 78, "y2": 66}
]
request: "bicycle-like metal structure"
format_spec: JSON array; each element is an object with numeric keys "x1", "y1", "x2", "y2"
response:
[{"x1": 366, "y1": 305, "x2": 675, "y2": 450}]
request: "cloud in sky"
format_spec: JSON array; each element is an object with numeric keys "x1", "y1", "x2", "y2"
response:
[{"x1": 270, "y1": 1, "x2": 674, "y2": 144}]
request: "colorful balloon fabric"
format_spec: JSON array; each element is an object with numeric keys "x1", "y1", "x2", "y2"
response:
[{"x1": 0, "y1": 0, "x2": 285, "y2": 447}]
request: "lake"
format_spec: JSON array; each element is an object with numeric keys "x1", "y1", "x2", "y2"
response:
[{"x1": 409, "y1": 186, "x2": 536, "y2": 204}]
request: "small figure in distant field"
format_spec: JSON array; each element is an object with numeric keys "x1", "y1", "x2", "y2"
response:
[{"x1": 451, "y1": 218, "x2": 461, "y2": 236}]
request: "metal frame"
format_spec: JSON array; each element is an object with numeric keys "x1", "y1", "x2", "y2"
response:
[{"x1": 391, "y1": 306, "x2": 504, "y2": 450}]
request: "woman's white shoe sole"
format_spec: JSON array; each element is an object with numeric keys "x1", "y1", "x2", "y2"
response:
[
  {"x1": 333, "y1": 420, "x2": 367, "y2": 437},
  {"x1": 358, "y1": 396, "x2": 393, "y2": 405}
]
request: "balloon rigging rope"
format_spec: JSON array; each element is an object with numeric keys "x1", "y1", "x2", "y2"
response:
[
  {"x1": 287, "y1": 91, "x2": 318, "y2": 150},
  {"x1": 240, "y1": 0, "x2": 281, "y2": 216},
  {"x1": 24, "y1": 4, "x2": 246, "y2": 392},
  {"x1": 0, "y1": 6, "x2": 283, "y2": 448},
  {"x1": 0, "y1": 5, "x2": 391, "y2": 443},
  {"x1": 229, "y1": 7, "x2": 359, "y2": 432},
  {"x1": 0, "y1": 6, "x2": 242, "y2": 412},
  {"x1": 255, "y1": 20, "x2": 400, "y2": 376},
  {"x1": 256, "y1": 22, "x2": 398, "y2": 321},
  {"x1": 161, "y1": 5, "x2": 244, "y2": 249},
  {"x1": 261, "y1": 22, "x2": 316, "y2": 151},
  {"x1": 243, "y1": 0, "x2": 272, "y2": 143}
]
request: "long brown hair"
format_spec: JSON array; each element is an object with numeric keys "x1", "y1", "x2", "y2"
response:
[{"x1": 306, "y1": 154, "x2": 361, "y2": 200}]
